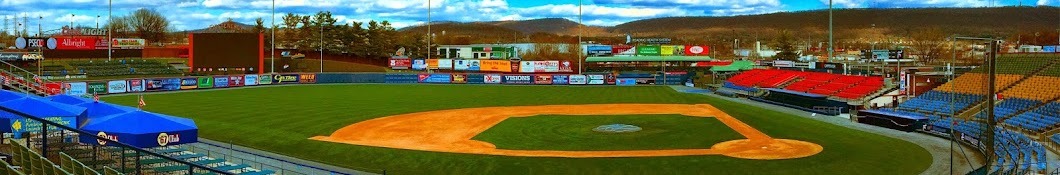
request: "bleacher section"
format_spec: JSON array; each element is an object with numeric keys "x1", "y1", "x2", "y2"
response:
[
  {"x1": 1006, "y1": 102, "x2": 1060, "y2": 132},
  {"x1": 936, "y1": 73, "x2": 1022, "y2": 95},
  {"x1": 7, "y1": 141, "x2": 119, "y2": 175},
  {"x1": 722, "y1": 69, "x2": 886, "y2": 100},
  {"x1": 66, "y1": 59, "x2": 182, "y2": 77},
  {"x1": 897, "y1": 91, "x2": 983, "y2": 116}
]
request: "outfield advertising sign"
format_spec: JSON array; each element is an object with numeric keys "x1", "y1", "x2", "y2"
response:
[
  {"x1": 273, "y1": 74, "x2": 299, "y2": 84},
  {"x1": 299, "y1": 73, "x2": 316, "y2": 84},
  {"x1": 418, "y1": 74, "x2": 452, "y2": 83},
  {"x1": 636, "y1": 45, "x2": 661, "y2": 56},
  {"x1": 552, "y1": 75, "x2": 569, "y2": 85},
  {"x1": 606, "y1": 74, "x2": 617, "y2": 85},
  {"x1": 244, "y1": 74, "x2": 259, "y2": 86},
  {"x1": 454, "y1": 60, "x2": 470, "y2": 70},
  {"x1": 87, "y1": 82, "x2": 107, "y2": 94},
  {"x1": 65, "y1": 82, "x2": 87, "y2": 96},
  {"x1": 197, "y1": 77, "x2": 214, "y2": 88},
  {"x1": 534, "y1": 75, "x2": 552, "y2": 85},
  {"x1": 588, "y1": 75, "x2": 605, "y2": 85},
  {"x1": 10, "y1": 116, "x2": 76, "y2": 137},
  {"x1": 180, "y1": 78, "x2": 197, "y2": 90},
  {"x1": 147, "y1": 78, "x2": 181, "y2": 91},
  {"x1": 127, "y1": 79, "x2": 145, "y2": 92},
  {"x1": 568, "y1": 75, "x2": 587, "y2": 85},
  {"x1": 258, "y1": 74, "x2": 273, "y2": 85},
  {"x1": 107, "y1": 80, "x2": 128, "y2": 94},
  {"x1": 545, "y1": 61, "x2": 560, "y2": 72},
  {"x1": 519, "y1": 61, "x2": 535, "y2": 73},
  {"x1": 452, "y1": 74, "x2": 467, "y2": 84},
  {"x1": 616, "y1": 78, "x2": 637, "y2": 86},
  {"x1": 229, "y1": 76, "x2": 245, "y2": 87},
  {"x1": 503, "y1": 75, "x2": 533, "y2": 84},
  {"x1": 412, "y1": 60, "x2": 426, "y2": 70},
  {"x1": 437, "y1": 59, "x2": 453, "y2": 70},
  {"x1": 213, "y1": 76, "x2": 229, "y2": 88},
  {"x1": 484, "y1": 74, "x2": 502, "y2": 84},
  {"x1": 560, "y1": 61, "x2": 573, "y2": 72}
]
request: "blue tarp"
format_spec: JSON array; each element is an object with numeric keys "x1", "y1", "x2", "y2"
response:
[
  {"x1": 0, "y1": 97, "x2": 86, "y2": 133},
  {"x1": 765, "y1": 88, "x2": 827, "y2": 98},
  {"x1": 0, "y1": 90, "x2": 28, "y2": 103},
  {"x1": 80, "y1": 111, "x2": 198, "y2": 148},
  {"x1": 47, "y1": 94, "x2": 94, "y2": 105},
  {"x1": 860, "y1": 109, "x2": 928, "y2": 120},
  {"x1": 76, "y1": 102, "x2": 137, "y2": 126}
]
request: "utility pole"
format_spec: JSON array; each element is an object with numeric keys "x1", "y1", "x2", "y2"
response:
[
  {"x1": 829, "y1": 0, "x2": 834, "y2": 62},
  {"x1": 428, "y1": 0, "x2": 432, "y2": 64},
  {"x1": 320, "y1": 17, "x2": 324, "y2": 73},
  {"x1": 578, "y1": 0, "x2": 583, "y2": 74},
  {"x1": 271, "y1": 0, "x2": 275, "y2": 73},
  {"x1": 108, "y1": 0, "x2": 112, "y2": 61}
]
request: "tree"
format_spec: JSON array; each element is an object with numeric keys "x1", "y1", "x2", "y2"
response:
[
  {"x1": 254, "y1": 18, "x2": 265, "y2": 34},
  {"x1": 774, "y1": 31, "x2": 799, "y2": 61},
  {"x1": 127, "y1": 8, "x2": 169, "y2": 45},
  {"x1": 281, "y1": 13, "x2": 301, "y2": 48},
  {"x1": 105, "y1": 17, "x2": 131, "y2": 38},
  {"x1": 910, "y1": 27, "x2": 947, "y2": 63}
]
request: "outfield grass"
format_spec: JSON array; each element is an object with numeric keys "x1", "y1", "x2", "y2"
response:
[
  {"x1": 473, "y1": 114, "x2": 744, "y2": 151},
  {"x1": 104, "y1": 85, "x2": 932, "y2": 175}
]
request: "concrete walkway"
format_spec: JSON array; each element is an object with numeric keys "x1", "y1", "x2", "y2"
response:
[{"x1": 670, "y1": 86, "x2": 986, "y2": 175}]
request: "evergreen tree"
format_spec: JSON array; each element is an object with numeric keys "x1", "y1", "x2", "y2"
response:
[{"x1": 774, "y1": 31, "x2": 799, "y2": 61}]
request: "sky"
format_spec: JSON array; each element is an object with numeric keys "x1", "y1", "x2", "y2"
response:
[{"x1": 0, "y1": 0, "x2": 1052, "y2": 35}]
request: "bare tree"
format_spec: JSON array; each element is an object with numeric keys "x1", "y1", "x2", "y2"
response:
[
  {"x1": 909, "y1": 27, "x2": 947, "y2": 63},
  {"x1": 126, "y1": 8, "x2": 169, "y2": 45},
  {"x1": 106, "y1": 16, "x2": 130, "y2": 38}
]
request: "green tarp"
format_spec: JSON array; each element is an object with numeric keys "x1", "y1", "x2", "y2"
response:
[{"x1": 710, "y1": 61, "x2": 754, "y2": 72}]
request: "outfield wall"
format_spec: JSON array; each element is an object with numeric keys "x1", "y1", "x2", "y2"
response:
[{"x1": 49, "y1": 72, "x2": 676, "y2": 96}]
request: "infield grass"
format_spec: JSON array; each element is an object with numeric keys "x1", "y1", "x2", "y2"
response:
[
  {"x1": 473, "y1": 114, "x2": 744, "y2": 151},
  {"x1": 104, "y1": 84, "x2": 932, "y2": 175}
]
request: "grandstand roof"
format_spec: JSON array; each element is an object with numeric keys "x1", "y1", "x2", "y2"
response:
[{"x1": 585, "y1": 56, "x2": 712, "y2": 62}]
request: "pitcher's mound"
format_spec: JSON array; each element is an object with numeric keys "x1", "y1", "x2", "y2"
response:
[{"x1": 711, "y1": 139, "x2": 824, "y2": 160}]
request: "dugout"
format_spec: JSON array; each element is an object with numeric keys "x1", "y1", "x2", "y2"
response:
[
  {"x1": 751, "y1": 88, "x2": 849, "y2": 115},
  {"x1": 856, "y1": 109, "x2": 927, "y2": 132}
]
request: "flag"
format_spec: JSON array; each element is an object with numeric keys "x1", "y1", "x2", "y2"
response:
[
  {"x1": 93, "y1": 93, "x2": 99, "y2": 102},
  {"x1": 138, "y1": 95, "x2": 146, "y2": 109}
]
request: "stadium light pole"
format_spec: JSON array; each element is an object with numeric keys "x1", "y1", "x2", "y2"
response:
[
  {"x1": 319, "y1": 16, "x2": 323, "y2": 73},
  {"x1": 271, "y1": 0, "x2": 275, "y2": 73},
  {"x1": 828, "y1": 0, "x2": 834, "y2": 62},
  {"x1": 428, "y1": 0, "x2": 432, "y2": 68},
  {"x1": 108, "y1": 0, "x2": 112, "y2": 61},
  {"x1": 578, "y1": 0, "x2": 583, "y2": 74}
]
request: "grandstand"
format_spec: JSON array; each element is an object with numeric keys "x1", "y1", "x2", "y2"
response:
[{"x1": 719, "y1": 69, "x2": 887, "y2": 100}]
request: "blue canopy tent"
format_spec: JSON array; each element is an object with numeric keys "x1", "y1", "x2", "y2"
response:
[
  {"x1": 0, "y1": 97, "x2": 86, "y2": 134},
  {"x1": 79, "y1": 111, "x2": 198, "y2": 148},
  {"x1": 74, "y1": 102, "x2": 137, "y2": 127},
  {"x1": 0, "y1": 90, "x2": 29, "y2": 103},
  {"x1": 47, "y1": 94, "x2": 95, "y2": 105}
]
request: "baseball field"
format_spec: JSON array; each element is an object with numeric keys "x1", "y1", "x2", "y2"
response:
[{"x1": 103, "y1": 84, "x2": 932, "y2": 174}]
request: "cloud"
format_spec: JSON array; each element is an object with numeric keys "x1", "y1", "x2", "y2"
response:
[{"x1": 823, "y1": 0, "x2": 866, "y2": 8}]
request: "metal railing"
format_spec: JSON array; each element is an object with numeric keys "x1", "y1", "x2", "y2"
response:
[
  {"x1": 182, "y1": 140, "x2": 383, "y2": 175},
  {"x1": 0, "y1": 105, "x2": 235, "y2": 175}
]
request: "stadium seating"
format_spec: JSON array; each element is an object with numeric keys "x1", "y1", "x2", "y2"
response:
[
  {"x1": 936, "y1": 73, "x2": 1022, "y2": 95},
  {"x1": 1005, "y1": 102, "x2": 1060, "y2": 132},
  {"x1": 724, "y1": 69, "x2": 885, "y2": 99},
  {"x1": 970, "y1": 54, "x2": 1058, "y2": 75},
  {"x1": 897, "y1": 91, "x2": 983, "y2": 115},
  {"x1": 67, "y1": 59, "x2": 182, "y2": 77}
]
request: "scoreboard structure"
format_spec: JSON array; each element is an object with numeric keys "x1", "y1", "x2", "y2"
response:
[{"x1": 188, "y1": 33, "x2": 264, "y2": 74}]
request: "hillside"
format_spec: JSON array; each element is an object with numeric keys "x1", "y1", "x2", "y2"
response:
[{"x1": 486, "y1": 18, "x2": 583, "y2": 34}]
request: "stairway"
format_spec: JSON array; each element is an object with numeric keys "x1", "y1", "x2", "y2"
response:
[{"x1": 0, "y1": 59, "x2": 53, "y2": 96}]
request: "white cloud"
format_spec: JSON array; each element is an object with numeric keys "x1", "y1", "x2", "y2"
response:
[
  {"x1": 824, "y1": 0, "x2": 865, "y2": 8},
  {"x1": 1039, "y1": 0, "x2": 1051, "y2": 6}
]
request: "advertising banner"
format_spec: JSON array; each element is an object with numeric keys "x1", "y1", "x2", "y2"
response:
[
  {"x1": 559, "y1": 61, "x2": 573, "y2": 72},
  {"x1": 51, "y1": 37, "x2": 108, "y2": 50},
  {"x1": 466, "y1": 74, "x2": 485, "y2": 84},
  {"x1": 588, "y1": 75, "x2": 605, "y2": 85},
  {"x1": 454, "y1": 60, "x2": 471, "y2": 70},
  {"x1": 533, "y1": 61, "x2": 547, "y2": 72},
  {"x1": 418, "y1": 74, "x2": 452, "y2": 83},
  {"x1": 534, "y1": 75, "x2": 553, "y2": 85},
  {"x1": 45, "y1": 83, "x2": 63, "y2": 95},
  {"x1": 479, "y1": 60, "x2": 511, "y2": 72},
  {"x1": 552, "y1": 75, "x2": 569, "y2": 85},
  {"x1": 229, "y1": 76, "x2": 245, "y2": 87},
  {"x1": 544, "y1": 61, "x2": 560, "y2": 72},
  {"x1": 213, "y1": 76, "x2": 230, "y2": 88},
  {"x1": 146, "y1": 78, "x2": 181, "y2": 91},
  {"x1": 636, "y1": 45, "x2": 661, "y2": 56},
  {"x1": 273, "y1": 74, "x2": 299, "y2": 84},
  {"x1": 685, "y1": 45, "x2": 709, "y2": 55},
  {"x1": 389, "y1": 58, "x2": 411, "y2": 70},
  {"x1": 87, "y1": 82, "x2": 107, "y2": 94},
  {"x1": 452, "y1": 74, "x2": 467, "y2": 84},
  {"x1": 773, "y1": 60, "x2": 795, "y2": 68},
  {"x1": 606, "y1": 74, "x2": 617, "y2": 85},
  {"x1": 244, "y1": 74, "x2": 259, "y2": 86},
  {"x1": 14, "y1": 37, "x2": 47, "y2": 49},
  {"x1": 106, "y1": 80, "x2": 128, "y2": 94},
  {"x1": 814, "y1": 62, "x2": 844, "y2": 70},
  {"x1": 10, "y1": 117, "x2": 76, "y2": 137},
  {"x1": 111, "y1": 38, "x2": 145, "y2": 49},
  {"x1": 299, "y1": 73, "x2": 317, "y2": 84},
  {"x1": 127, "y1": 79, "x2": 145, "y2": 92},
  {"x1": 426, "y1": 59, "x2": 440, "y2": 69},
  {"x1": 569, "y1": 75, "x2": 588, "y2": 85},
  {"x1": 180, "y1": 78, "x2": 198, "y2": 90},
  {"x1": 197, "y1": 77, "x2": 214, "y2": 88},
  {"x1": 64, "y1": 82, "x2": 87, "y2": 96},
  {"x1": 612, "y1": 45, "x2": 633, "y2": 54},
  {"x1": 258, "y1": 74, "x2": 273, "y2": 85},
  {"x1": 587, "y1": 45, "x2": 613, "y2": 56},
  {"x1": 616, "y1": 78, "x2": 637, "y2": 86},
  {"x1": 0, "y1": 53, "x2": 24, "y2": 61},
  {"x1": 437, "y1": 59, "x2": 453, "y2": 70},
  {"x1": 510, "y1": 61, "x2": 520, "y2": 73},
  {"x1": 468, "y1": 60, "x2": 481, "y2": 71},
  {"x1": 412, "y1": 60, "x2": 427, "y2": 70},
  {"x1": 503, "y1": 75, "x2": 533, "y2": 84},
  {"x1": 660, "y1": 45, "x2": 676, "y2": 56},
  {"x1": 484, "y1": 74, "x2": 502, "y2": 84},
  {"x1": 520, "y1": 61, "x2": 535, "y2": 73}
]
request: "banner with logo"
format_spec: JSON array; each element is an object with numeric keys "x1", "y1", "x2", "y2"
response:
[
  {"x1": 10, "y1": 116, "x2": 76, "y2": 137},
  {"x1": 418, "y1": 74, "x2": 451, "y2": 83},
  {"x1": 452, "y1": 74, "x2": 467, "y2": 84},
  {"x1": 533, "y1": 61, "x2": 547, "y2": 72},
  {"x1": 588, "y1": 75, "x2": 605, "y2": 85},
  {"x1": 569, "y1": 75, "x2": 588, "y2": 85},
  {"x1": 0, "y1": 53, "x2": 24, "y2": 61},
  {"x1": 503, "y1": 75, "x2": 533, "y2": 84},
  {"x1": 228, "y1": 76, "x2": 245, "y2": 87},
  {"x1": 660, "y1": 45, "x2": 676, "y2": 56},
  {"x1": 244, "y1": 74, "x2": 259, "y2": 86},
  {"x1": 65, "y1": 82, "x2": 88, "y2": 96},
  {"x1": 180, "y1": 78, "x2": 198, "y2": 90},
  {"x1": 773, "y1": 60, "x2": 795, "y2": 68},
  {"x1": 534, "y1": 75, "x2": 553, "y2": 85},
  {"x1": 616, "y1": 78, "x2": 637, "y2": 86},
  {"x1": 389, "y1": 58, "x2": 411, "y2": 70},
  {"x1": 213, "y1": 76, "x2": 230, "y2": 88},
  {"x1": 454, "y1": 60, "x2": 471, "y2": 70},
  {"x1": 510, "y1": 61, "x2": 520, "y2": 72},
  {"x1": 560, "y1": 61, "x2": 573, "y2": 72},
  {"x1": 147, "y1": 78, "x2": 181, "y2": 91},
  {"x1": 51, "y1": 37, "x2": 107, "y2": 50},
  {"x1": 519, "y1": 61, "x2": 535, "y2": 73},
  {"x1": 587, "y1": 45, "x2": 613, "y2": 56},
  {"x1": 127, "y1": 79, "x2": 145, "y2": 92},
  {"x1": 14, "y1": 37, "x2": 47, "y2": 49},
  {"x1": 606, "y1": 74, "x2": 617, "y2": 85},
  {"x1": 412, "y1": 60, "x2": 427, "y2": 70},
  {"x1": 437, "y1": 59, "x2": 453, "y2": 70},
  {"x1": 196, "y1": 77, "x2": 214, "y2": 88},
  {"x1": 685, "y1": 45, "x2": 709, "y2": 55},
  {"x1": 44, "y1": 83, "x2": 63, "y2": 95},
  {"x1": 636, "y1": 45, "x2": 661, "y2": 56},
  {"x1": 106, "y1": 80, "x2": 128, "y2": 94},
  {"x1": 544, "y1": 61, "x2": 560, "y2": 72},
  {"x1": 111, "y1": 38, "x2": 145, "y2": 49},
  {"x1": 299, "y1": 73, "x2": 316, "y2": 84},
  {"x1": 274, "y1": 74, "x2": 299, "y2": 84},
  {"x1": 552, "y1": 75, "x2": 569, "y2": 85},
  {"x1": 427, "y1": 59, "x2": 440, "y2": 69},
  {"x1": 480, "y1": 60, "x2": 511, "y2": 72},
  {"x1": 484, "y1": 74, "x2": 502, "y2": 84},
  {"x1": 258, "y1": 74, "x2": 273, "y2": 85},
  {"x1": 87, "y1": 82, "x2": 107, "y2": 94}
]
